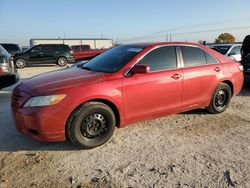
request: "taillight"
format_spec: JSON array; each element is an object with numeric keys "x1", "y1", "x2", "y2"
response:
[{"x1": 239, "y1": 65, "x2": 244, "y2": 71}]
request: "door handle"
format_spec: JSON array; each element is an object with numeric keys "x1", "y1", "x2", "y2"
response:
[
  {"x1": 38, "y1": 52, "x2": 43, "y2": 55},
  {"x1": 171, "y1": 73, "x2": 182, "y2": 80},
  {"x1": 214, "y1": 67, "x2": 221, "y2": 72}
]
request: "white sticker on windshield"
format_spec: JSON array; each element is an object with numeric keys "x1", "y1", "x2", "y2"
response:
[{"x1": 127, "y1": 48, "x2": 142, "y2": 53}]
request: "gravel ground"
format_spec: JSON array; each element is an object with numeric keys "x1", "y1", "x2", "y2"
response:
[{"x1": 0, "y1": 66, "x2": 249, "y2": 188}]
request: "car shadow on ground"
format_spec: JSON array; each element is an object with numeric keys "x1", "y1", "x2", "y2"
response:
[{"x1": 237, "y1": 82, "x2": 250, "y2": 96}]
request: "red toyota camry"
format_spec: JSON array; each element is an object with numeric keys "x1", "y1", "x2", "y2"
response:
[{"x1": 11, "y1": 42, "x2": 244, "y2": 148}]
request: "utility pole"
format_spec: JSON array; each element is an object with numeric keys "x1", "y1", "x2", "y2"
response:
[
  {"x1": 165, "y1": 32, "x2": 168, "y2": 41},
  {"x1": 63, "y1": 32, "x2": 65, "y2": 44},
  {"x1": 169, "y1": 34, "x2": 172, "y2": 41}
]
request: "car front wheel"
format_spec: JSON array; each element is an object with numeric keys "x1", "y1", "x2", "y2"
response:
[
  {"x1": 57, "y1": 57, "x2": 68, "y2": 66},
  {"x1": 15, "y1": 58, "x2": 27, "y2": 68},
  {"x1": 67, "y1": 102, "x2": 116, "y2": 149},
  {"x1": 207, "y1": 83, "x2": 232, "y2": 114}
]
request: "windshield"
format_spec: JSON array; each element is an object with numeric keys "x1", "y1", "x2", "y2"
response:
[
  {"x1": 212, "y1": 45, "x2": 231, "y2": 55},
  {"x1": 81, "y1": 45, "x2": 144, "y2": 73}
]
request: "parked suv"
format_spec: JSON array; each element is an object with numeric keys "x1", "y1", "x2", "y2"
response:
[
  {"x1": 0, "y1": 45, "x2": 19, "y2": 89},
  {"x1": 0, "y1": 43, "x2": 22, "y2": 55},
  {"x1": 13, "y1": 44, "x2": 74, "y2": 68}
]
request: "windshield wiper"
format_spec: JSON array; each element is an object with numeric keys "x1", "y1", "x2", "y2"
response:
[{"x1": 81, "y1": 65, "x2": 95, "y2": 71}]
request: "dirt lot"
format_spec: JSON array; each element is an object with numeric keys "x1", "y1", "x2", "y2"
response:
[{"x1": 0, "y1": 65, "x2": 250, "y2": 188}]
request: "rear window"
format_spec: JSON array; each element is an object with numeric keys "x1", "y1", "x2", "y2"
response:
[
  {"x1": 49, "y1": 45, "x2": 71, "y2": 52},
  {"x1": 71, "y1": 45, "x2": 81, "y2": 51}
]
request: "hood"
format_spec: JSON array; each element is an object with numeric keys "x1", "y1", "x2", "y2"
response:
[{"x1": 18, "y1": 66, "x2": 107, "y2": 95}]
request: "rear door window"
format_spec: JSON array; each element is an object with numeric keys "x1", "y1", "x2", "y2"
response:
[
  {"x1": 81, "y1": 45, "x2": 91, "y2": 51},
  {"x1": 204, "y1": 52, "x2": 219, "y2": 64},
  {"x1": 137, "y1": 46, "x2": 177, "y2": 71},
  {"x1": 181, "y1": 46, "x2": 206, "y2": 67},
  {"x1": 71, "y1": 45, "x2": 81, "y2": 51},
  {"x1": 43, "y1": 45, "x2": 53, "y2": 52}
]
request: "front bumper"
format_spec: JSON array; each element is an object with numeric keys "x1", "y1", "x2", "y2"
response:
[
  {"x1": 11, "y1": 88, "x2": 67, "y2": 142},
  {"x1": 0, "y1": 73, "x2": 19, "y2": 89}
]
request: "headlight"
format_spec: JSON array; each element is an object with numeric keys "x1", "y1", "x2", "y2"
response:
[{"x1": 23, "y1": 94, "x2": 66, "y2": 107}]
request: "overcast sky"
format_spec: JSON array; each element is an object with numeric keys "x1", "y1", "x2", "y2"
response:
[{"x1": 0, "y1": 0, "x2": 250, "y2": 46}]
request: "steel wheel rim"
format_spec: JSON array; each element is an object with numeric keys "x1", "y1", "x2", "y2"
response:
[
  {"x1": 215, "y1": 89, "x2": 227, "y2": 109},
  {"x1": 80, "y1": 113, "x2": 107, "y2": 139},
  {"x1": 16, "y1": 59, "x2": 25, "y2": 67}
]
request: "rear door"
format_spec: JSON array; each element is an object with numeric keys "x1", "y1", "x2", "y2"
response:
[
  {"x1": 179, "y1": 46, "x2": 223, "y2": 111},
  {"x1": 123, "y1": 46, "x2": 183, "y2": 122},
  {"x1": 41, "y1": 45, "x2": 56, "y2": 63}
]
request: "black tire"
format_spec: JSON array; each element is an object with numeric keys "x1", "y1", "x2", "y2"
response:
[
  {"x1": 207, "y1": 83, "x2": 232, "y2": 114},
  {"x1": 67, "y1": 102, "x2": 116, "y2": 149},
  {"x1": 57, "y1": 57, "x2": 68, "y2": 66},
  {"x1": 15, "y1": 58, "x2": 27, "y2": 68}
]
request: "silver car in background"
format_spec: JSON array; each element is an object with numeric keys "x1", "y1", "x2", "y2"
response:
[
  {"x1": 0, "y1": 45, "x2": 19, "y2": 89},
  {"x1": 210, "y1": 44, "x2": 242, "y2": 61}
]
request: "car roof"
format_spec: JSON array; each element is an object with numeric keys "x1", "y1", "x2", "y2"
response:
[{"x1": 124, "y1": 42, "x2": 205, "y2": 48}]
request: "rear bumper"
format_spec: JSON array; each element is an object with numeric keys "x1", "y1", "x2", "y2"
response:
[{"x1": 0, "y1": 73, "x2": 19, "y2": 89}]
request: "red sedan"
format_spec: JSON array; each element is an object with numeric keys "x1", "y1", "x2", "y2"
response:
[{"x1": 11, "y1": 42, "x2": 244, "y2": 148}]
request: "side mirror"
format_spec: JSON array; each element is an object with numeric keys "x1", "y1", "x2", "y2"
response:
[
  {"x1": 228, "y1": 52, "x2": 236, "y2": 56},
  {"x1": 131, "y1": 64, "x2": 150, "y2": 74}
]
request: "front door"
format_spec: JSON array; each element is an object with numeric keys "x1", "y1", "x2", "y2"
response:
[
  {"x1": 28, "y1": 45, "x2": 44, "y2": 62},
  {"x1": 123, "y1": 46, "x2": 183, "y2": 123}
]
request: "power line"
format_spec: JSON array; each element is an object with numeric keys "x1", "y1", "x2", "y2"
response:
[
  {"x1": 121, "y1": 25, "x2": 250, "y2": 42},
  {"x1": 151, "y1": 16, "x2": 250, "y2": 35}
]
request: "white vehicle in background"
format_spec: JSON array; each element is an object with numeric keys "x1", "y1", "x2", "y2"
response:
[{"x1": 210, "y1": 44, "x2": 242, "y2": 61}]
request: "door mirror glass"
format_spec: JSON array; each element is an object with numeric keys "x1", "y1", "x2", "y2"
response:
[{"x1": 131, "y1": 64, "x2": 150, "y2": 74}]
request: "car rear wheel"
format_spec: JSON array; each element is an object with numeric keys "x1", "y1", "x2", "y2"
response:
[
  {"x1": 207, "y1": 83, "x2": 232, "y2": 114},
  {"x1": 67, "y1": 102, "x2": 116, "y2": 149},
  {"x1": 15, "y1": 58, "x2": 27, "y2": 68},
  {"x1": 57, "y1": 57, "x2": 68, "y2": 66}
]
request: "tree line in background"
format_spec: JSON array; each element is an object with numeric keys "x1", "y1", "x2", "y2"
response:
[
  {"x1": 198, "y1": 33, "x2": 236, "y2": 45},
  {"x1": 214, "y1": 33, "x2": 236, "y2": 44}
]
